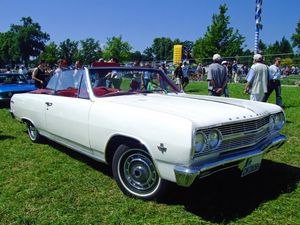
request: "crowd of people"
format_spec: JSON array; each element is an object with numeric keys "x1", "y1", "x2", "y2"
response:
[
  {"x1": 206, "y1": 53, "x2": 283, "y2": 108},
  {"x1": 1, "y1": 54, "x2": 285, "y2": 108}
]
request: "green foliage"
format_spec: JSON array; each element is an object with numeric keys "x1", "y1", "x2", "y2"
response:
[
  {"x1": 281, "y1": 58, "x2": 293, "y2": 67},
  {"x1": 142, "y1": 47, "x2": 154, "y2": 61},
  {"x1": 151, "y1": 37, "x2": 173, "y2": 60},
  {"x1": 260, "y1": 37, "x2": 294, "y2": 64},
  {"x1": 77, "y1": 38, "x2": 102, "y2": 65},
  {"x1": 130, "y1": 51, "x2": 143, "y2": 62},
  {"x1": 102, "y1": 36, "x2": 132, "y2": 62},
  {"x1": 40, "y1": 42, "x2": 59, "y2": 66},
  {"x1": 291, "y1": 19, "x2": 300, "y2": 51},
  {"x1": 10, "y1": 17, "x2": 50, "y2": 65},
  {"x1": 58, "y1": 39, "x2": 79, "y2": 64},
  {"x1": 193, "y1": 4, "x2": 245, "y2": 61},
  {"x1": 0, "y1": 32, "x2": 20, "y2": 67}
]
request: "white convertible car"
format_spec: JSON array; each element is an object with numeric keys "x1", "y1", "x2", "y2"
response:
[{"x1": 10, "y1": 63, "x2": 287, "y2": 200}]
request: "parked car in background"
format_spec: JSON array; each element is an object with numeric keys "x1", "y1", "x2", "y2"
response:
[
  {"x1": 10, "y1": 64, "x2": 287, "y2": 200},
  {"x1": 0, "y1": 73, "x2": 37, "y2": 102}
]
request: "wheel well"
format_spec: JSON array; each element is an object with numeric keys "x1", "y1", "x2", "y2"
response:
[
  {"x1": 105, "y1": 135, "x2": 145, "y2": 166},
  {"x1": 21, "y1": 118, "x2": 30, "y2": 125}
]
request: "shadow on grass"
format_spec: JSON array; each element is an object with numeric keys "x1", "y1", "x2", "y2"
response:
[
  {"x1": 159, "y1": 160, "x2": 300, "y2": 223},
  {"x1": 44, "y1": 139, "x2": 112, "y2": 177},
  {"x1": 0, "y1": 134, "x2": 15, "y2": 140},
  {"x1": 33, "y1": 138, "x2": 300, "y2": 223}
]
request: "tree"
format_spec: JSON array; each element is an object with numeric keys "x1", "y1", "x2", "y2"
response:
[
  {"x1": 102, "y1": 36, "x2": 132, "y2": 62},
  {"x1": 40, "y1": 42, "x2": 59, "y2": 66},
  {"x1": 151, "y1": 37, "x2": 173, "y2": 61},
  {"x1": 77, "y1": 38, "x2": 102, "y2": 65},
  {"x1": 291, "y1": 19, "x2": 300, "y2": 52},
  {"x1": 193, "y1": 4, "x2": 245, "y2": 61},
  {"x1": 10, "y1": 17, "x2": 50, "y2": 65},
  {"x1": 130, "y1": 51, "x2": 143, "y2": 63},
  {"x1": 58, "y1": 39, "x2": 79, "y2": 64},
  {"x1": 0, "y1": 31, "x2": 20, "y2": 66},
  {"x1": 142, "y1": 47, "x2": 154, "y2": 61},
  {"x1": 281, "y1": 58, "x2": 293, "y2": 67},
  {"x1": 258, "y1": 40, "x2": 267, "y2": 54}
]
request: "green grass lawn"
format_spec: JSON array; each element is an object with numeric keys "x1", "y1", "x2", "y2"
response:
[{"x1": 0, "y1": 83, "x2": 299, "y2": 225}]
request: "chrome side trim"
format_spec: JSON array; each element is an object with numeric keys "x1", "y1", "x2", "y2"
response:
[{"x1": 174, "y1": 134, "x2": 287, "y2": 187}]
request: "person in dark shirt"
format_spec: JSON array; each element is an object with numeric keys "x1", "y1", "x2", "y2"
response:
[{"x1": 32, "y1": 60, "x2": 46, "y2": 88}]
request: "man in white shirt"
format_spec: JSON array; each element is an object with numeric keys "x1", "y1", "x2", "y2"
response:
[
  {"x1": 262, "y1": 57, "x2": 283, "y2": 107},
  {"x1": 244, "y1": 54, "x2": 269, "y2": 102}
]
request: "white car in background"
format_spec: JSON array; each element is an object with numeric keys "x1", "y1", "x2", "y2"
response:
[{"x1": 10, "y1": 63, "x2": 287, "y2": 200}]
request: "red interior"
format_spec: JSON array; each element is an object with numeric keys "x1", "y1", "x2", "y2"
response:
[{"x1": 93, "y1": 87, "x2": 118, "y2": 97}]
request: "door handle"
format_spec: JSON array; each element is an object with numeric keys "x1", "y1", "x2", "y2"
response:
[{"x1": 45, "y1": 102, "x2": 53, "y2": 106}]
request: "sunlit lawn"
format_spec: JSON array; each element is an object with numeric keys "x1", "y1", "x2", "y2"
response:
[{"x1": 0, "y1": 82, "x2": 299, "y2": 225}]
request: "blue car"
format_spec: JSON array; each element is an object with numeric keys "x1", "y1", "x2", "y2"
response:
[{"x1": 0, "y1": 73, "x2": 37, "y2": 102}]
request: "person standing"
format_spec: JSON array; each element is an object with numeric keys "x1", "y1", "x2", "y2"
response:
[
  {"x1": 181, "y1": 62, "x2": 189, "y2": 90},
  {"x1": 207, "y1": 54, "x2": 227, "y2": 96},
  {"x1": 232, "y1": 60, "x2": 239, "y2": 83},
  {"x1": 55, "y1": 59, "x2": 68, "y2": 73},
  {"x1": 262, "y1": 57, "x2": 283, "y2": 107},
  {"x1": 196, "y1": 63, "x2": 203, "y2": 81},
  {"x1": 244, "y1": 54, "x2": 269, "y2": 101},
  {"x1": 142, "y1": 63, "x2": 152, "y2": 89},
  {"x1": 73, "y1": 60, "x2": 83, "y2": 88},
  {"x1": 174, "y1": 63, "x2": 183, "y2": 90},
  {"x1": 32, "y1": 60, "x2": 46, "y2": 88},
  {"x1": 18, "y1": 65, "x2": 28, "y2": 76},
  {"x1": 221, "y1": 60, "x2": 230, "y2": 97}
]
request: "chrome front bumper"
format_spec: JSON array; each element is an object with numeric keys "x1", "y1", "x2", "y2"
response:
[{"x1": 174, "y1": 134, "x2": 287, "y2": 187}]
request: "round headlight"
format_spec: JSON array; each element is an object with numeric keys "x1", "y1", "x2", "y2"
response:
[
  {"x1": 269, "y1": 115, "x2": 275, "y2": 130},
  {"x1": 207, "y1": 129, "x2": 222, "y2": 150},
  {"x1": 194, "y1": 132, "x2": 206, "y2": 153},
  {"x1": 274, "y1": 113, "x2": 285, "y2": 130}
]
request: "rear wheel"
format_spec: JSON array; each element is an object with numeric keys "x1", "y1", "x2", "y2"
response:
[
  {"x1": 112, "y1": 144, "x2": 168, "y2": 200},
  {"x1": 27, "y1": 121, "x2": 41, "y2": 142}
]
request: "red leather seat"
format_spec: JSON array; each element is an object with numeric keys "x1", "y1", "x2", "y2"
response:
[{"x1": 56, "y1": 89, "x2": 78, "y2": 97}]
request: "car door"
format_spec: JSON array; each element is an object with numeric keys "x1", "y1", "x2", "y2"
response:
[{"x1": 45, "y1": 70, "x2": 93, "y2": 154}]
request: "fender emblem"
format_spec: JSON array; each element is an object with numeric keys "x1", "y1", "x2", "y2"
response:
[{"x1": 157, "y1": 143, "x2": 167, "y2": 153}]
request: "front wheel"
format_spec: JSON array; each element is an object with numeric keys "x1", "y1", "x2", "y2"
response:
[
  {"x1": 27, "y1": 121, "x2": 41, "y2": 142},
  {"x1": 112, "y1": 144, "x2": 168, "y2": 200}
]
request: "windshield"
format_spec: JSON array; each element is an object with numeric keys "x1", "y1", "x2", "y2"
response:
[
  {"x1": 88, "y1": 68, "x2": 180, "y2": 97},
  {"x1": 0, "y1": 74, "x2": 28, "y2": 84}
]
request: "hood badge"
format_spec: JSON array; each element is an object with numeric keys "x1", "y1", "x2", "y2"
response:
[{"x1": 157, "y1": 143, "x2": 167, "y2": 153}]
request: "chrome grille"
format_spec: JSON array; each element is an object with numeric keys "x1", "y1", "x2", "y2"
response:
[
  {"x1": 195, "y1": 115, "x2": 271, "y2": 157},
  {"x1": 217, "y1": 116, "x2": 270, "y2": 135}
]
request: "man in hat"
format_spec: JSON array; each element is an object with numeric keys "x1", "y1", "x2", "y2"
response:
[
  {"x1": 244, "y1": 54, "x2": 269, "y2": 101},
  {"x1": 207, "y1": 54, "x2": 227, "y2": 96}
]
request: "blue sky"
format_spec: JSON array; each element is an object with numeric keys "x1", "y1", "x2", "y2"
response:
[{"x1": 0, "y1": 0, "x2": 299, "y2": 52}]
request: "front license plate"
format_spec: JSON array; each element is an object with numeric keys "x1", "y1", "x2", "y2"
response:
[{"x1": 241, "y1": 155, "x2": 263, "y2": 177}]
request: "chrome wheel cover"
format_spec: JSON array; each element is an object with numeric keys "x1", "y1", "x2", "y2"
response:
[
  {"x1": 28, "y1": 123, "x2": 38, "y2": 140},
  {"x1": 118, "y1": 149, "x2": 159, "y2": 195}
]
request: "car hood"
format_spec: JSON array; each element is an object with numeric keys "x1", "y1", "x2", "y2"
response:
[
  {"x1": 103, "y1": 93, "x2": 282, "y2": 127},
  {"x1": 0, "y1": 84, "x2": 37, "y2": 93}
]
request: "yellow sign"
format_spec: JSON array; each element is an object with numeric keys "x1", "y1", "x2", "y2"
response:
[{"x1": 173, "y1": 45, "x2": 182, "y2": 64}]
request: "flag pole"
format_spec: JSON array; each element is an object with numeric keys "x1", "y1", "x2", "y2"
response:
[{"x1": 255, "y1": 0, "x2": 263, "y2": 54}]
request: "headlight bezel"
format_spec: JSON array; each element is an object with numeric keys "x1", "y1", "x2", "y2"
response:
[
  {"x1": 274, "y1": 112, "x2": 285, "y2": 130},
  {"x1": 193, "y1": 128, "x2": 222, "y2": 157},
  {"x1": 207, "y1": 129, "x2": 222, "y2": 150},
  {"x1": 269, "y1": 113, "x2": 285, "y2": 131},
  {"x1": 193, "y1": 131, "x2": 207, "y2": 154}
]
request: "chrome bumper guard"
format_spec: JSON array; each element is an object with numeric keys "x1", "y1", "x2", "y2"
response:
[{"x1": 174, "y1": 134, "x2": 287, "y2": 187}]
